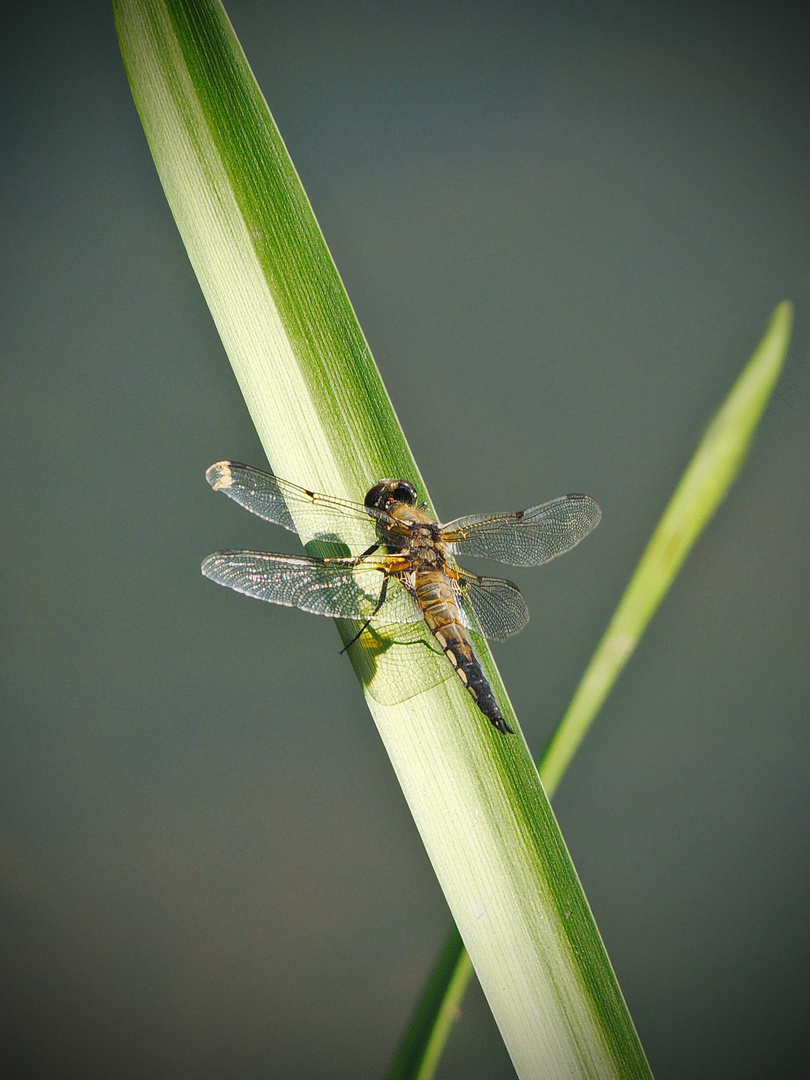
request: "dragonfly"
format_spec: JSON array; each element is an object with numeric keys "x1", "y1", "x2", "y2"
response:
[{"x1": 201, "y1": 461, "x2": 601, "y2": 734}]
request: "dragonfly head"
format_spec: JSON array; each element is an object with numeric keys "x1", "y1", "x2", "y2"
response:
[{"x1": 364, "y1": 479, "x2": 418, "y2": 512}]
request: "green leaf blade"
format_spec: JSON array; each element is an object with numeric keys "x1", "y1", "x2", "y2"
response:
[
  {"x1": 114, "y1": 2, "x2": 654, "y2": 1076},
  {"x1": 541, "y1": 301, "x2": 792, "y2": 795}
]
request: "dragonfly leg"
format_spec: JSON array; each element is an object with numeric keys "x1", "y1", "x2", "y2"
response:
[
  {"x1": 340, "y1": 572, "x2": 390, "y2": 653},
  {"x1": 356, "y1": 541, "x2": 381, "y2": 559}
]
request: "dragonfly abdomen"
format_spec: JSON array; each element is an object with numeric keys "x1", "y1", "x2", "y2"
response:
[{"x1": 416, "y1": 575, "x2": 514, "y2": 735}]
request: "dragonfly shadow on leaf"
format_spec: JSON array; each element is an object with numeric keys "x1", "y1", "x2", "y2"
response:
[{"x1": 303, "y1": 533, "x2": 352, "y2": 560}]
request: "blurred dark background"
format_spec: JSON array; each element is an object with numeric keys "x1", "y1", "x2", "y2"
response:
[{"x1": 2, "y1": 2, "x2": 808, "y2": 1077}]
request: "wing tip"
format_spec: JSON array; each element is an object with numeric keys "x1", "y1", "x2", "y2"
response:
[
  {"x1": 206, "y1": 461, "x2": 234, "y2": 492},
  {"x1": 566, "y1": 493, "x2": 602, "y2": 528}
]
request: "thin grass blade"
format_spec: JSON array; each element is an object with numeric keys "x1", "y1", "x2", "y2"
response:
[{"x1": 391, "y1": 302, "x2": 792, "y2": 1079}]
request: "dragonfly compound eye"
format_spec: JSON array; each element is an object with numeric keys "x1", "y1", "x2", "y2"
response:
[
  {"x1": 364, "y1": 482, "x2": 388, "y2": 510},
  {"x1": 392, "y1": 481, "x2": 417, "y2": 506},
  {"x1": 364, "y1": 479, "x2": 417, "y2": 510}
]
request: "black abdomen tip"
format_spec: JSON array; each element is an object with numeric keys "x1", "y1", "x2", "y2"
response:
[{"x1": 489, "y1": 712, "x2": 515, "y2": 735}]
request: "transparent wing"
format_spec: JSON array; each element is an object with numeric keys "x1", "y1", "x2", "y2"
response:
[
  {"x1": 454, "y1": 570, "x2": 529, "y2": 640},
  {"x1": 350, "y1": 621, "x2": 457, "y2": 706},
  {"x1": 205, "y1": 461, "x2": 401, "y2": 550},
  {"x1": 201, "y1": 551, "x2": 423, "y2": 623},
  {"x1": 442, "y1": 494, "x2": 601, "y2": 567}
]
